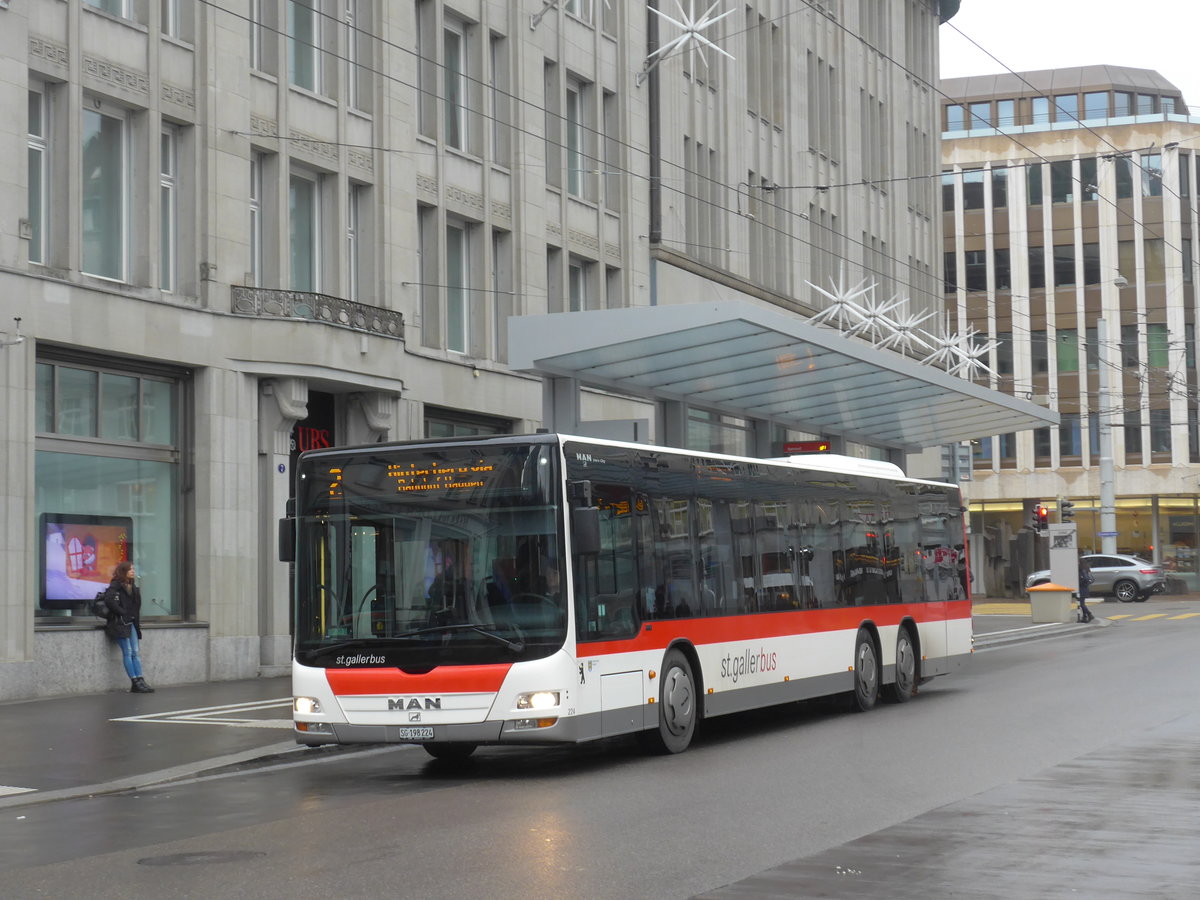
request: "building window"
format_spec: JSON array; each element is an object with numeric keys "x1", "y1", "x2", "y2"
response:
[
  {"x1": 996, "y1": 332, "x2": 1013, "y2": 376},
  {"x1": 446, "y1": 220, "x2": 470, "y2": 353},
  {"x1": 941, "y1": 172, "x2": 956, "y2": 212},
  {"x1": 1056, "y1": 329, "x2": 1079, "y2": 373},
  {"x1": 688, "y1": 409, "x2": 751, "y2": 457},
  {"x1": 1120, "y1": 325, "x2": 1140, "y2": 368},
  {"x1": 425, "y1": 407, "x2": 509, "y2": 438},
  {"x1": 1033, "y1": 427, "x2": 1052, "y2": 463},
  {"x1": 1028, "y1": 246, "x2": 1046, "y2": 290},
  {"x1": 994, "y1": 247, "x2": 1011, "y2": 290},
  {"x1": 602, "y1": 90, "x2": 620, "y2": 210},
  {"x1": 1125, "y1": 410, "x2": 1143, "y2": 457},
  {"x1": 564, "y1": 0, "x2": 591, "y2": 23},
  {"x1": 1142, "y1": 153, "x2": 1163, "y2": 197},
  {"x1": 1115, "y1": 156, "x2": 1134, "y2": 199},
  {"x1": 1083, "y1": 243, "x2": 1101, "y2": 284},
  {"x1": 963, "y1": 249, "x2": 987, "y2": 291},
  {"x1": 1150, "y1": 409, "x2": 1171, "y2": 455},
  {"x1": 288, "y1": 0, "x2": 321, "y2": 92},
  {"x1": 1144, "y1": 239, "x2": 1165, "y2": 282},
  {"x1": 159, "y1": 127, "x2": 178, "y2": 292},
  {"x1": 1031, "y1": 330, "x2": 1048, "y2": 374},
  {"x1": 1114, "y1": 92, "x2": 1132, "y2": 116},
  {"x1": 289, "y1": 170, "x2": 321, "y2": 292},
  {"x1": 996, "y1": 99, "x2": 1015, "y2": 127},
  {"x1": 492, "y1": 229, "x2": 512, "y2": 361},
  {"x1": 1118, "y1": 240, "x2": 1137, "y2": 285},
  {"x1": 249, "y1": 154, "x2": 263, "y2": 287},
  {"x1": 943, "y1": 251, "x2": 957, "y2": 293},
  {"x1": 81, "y1": 102, "x2": 128, "y2": 282},
  {"x1": 1050, "y1": 160, "x2": 1074, "y2": 203},
  {"x1": 490, "y1": 33, "x2": 510, "y2": 165},
  {"x1": 35, "y1": 359, "x2": 182, "y2": 621},
  {"x1": 1027, "y1": 163, "x2": 1043, "y2": 206},
  {"x1": 969, "y1": 101, "x2": 990, "y2": 128},
  {"x1": 1031, "y1": 97, "x2": 1050, "y2": 124},
  {"x1": 1136, "y1": 94, "x2": 1156, "y2": 114},
  {"x1": 568, "y1": 256, "x2": 593, "y2": 311},
  {"x1": 1147, "y1": 323, "x2": 1170, "y2": 367},
  {"x1": 85, "y1": 0, "x2": 128, "y2": 17},
  {"x1": 1053, "y1": 245, "x2": 1076, "y2": 287},
  {"x1": 961, "y1": 169, "x2": 985, "y2": 209},
  {"x1": 1059, "y1": 414, "x2": 1082, "y2": 458},
  {"x1": 566, "y1": 78, "x2": 587, "y2": 197},
  {"x1": 443, "y1": 21, "x2": 467, "y2": 150},
  {"x1": 1083, "y1": 91, "x2": 1108, "y2": 120},
  {"x1": 945, "y1": 104, "x2": 964, "y2": 132},
  {"x1": 1079, "y1": 157, "x2": 1098, "y2": 201},
  {"x1": 991, "y1": 166, "x2": 1008, "y2": 207},
  {"x1": 347, "y1": 183, "x2": 363, "y2": 303},
  {"x1": 1054, "y1": 94, "x2": 1078, "y2": 123},
  {"x1": 27, "y1": 86, "x2": 48, "y2": 266}
]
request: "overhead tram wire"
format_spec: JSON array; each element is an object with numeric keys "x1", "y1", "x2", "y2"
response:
[{"x1": 201, "y1": 0, "x2": 1197, "y2": 351}]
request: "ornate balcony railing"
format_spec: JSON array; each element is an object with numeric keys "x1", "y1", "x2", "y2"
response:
[{"x1": 231, "y1": 287, "x2": 404, "y2": 339}]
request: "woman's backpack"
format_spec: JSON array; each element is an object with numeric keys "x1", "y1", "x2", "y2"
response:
[{"x1": 90, "y1": 589, "x2": 112, "y2": 620}]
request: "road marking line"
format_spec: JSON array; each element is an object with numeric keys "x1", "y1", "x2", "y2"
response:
[
  {"x1": 1106, "y1": 614, "x2": 1134, "y2": 619},
  {"x1": 112, "y1": 698, "x2": 293, "y2": 728},
  {"x1": 0, "y1": 785, "x2": 36, "y2": 797},
  {"x1": 1168, "y1": 613, "x2": 1200, "y2": 619},
  {"x1": 1131, "y1": 613, "x2": 1168, "y2": 621}
]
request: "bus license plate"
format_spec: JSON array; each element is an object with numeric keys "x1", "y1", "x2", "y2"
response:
[{"x1": 397, "y1": 727, "x2": 434, "y2": 740}]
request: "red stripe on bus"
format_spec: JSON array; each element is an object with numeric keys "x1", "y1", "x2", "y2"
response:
[
  {"x1": 579, "y1": 601, "x2": 971, "y2": 656},
  {"x1": 326, "y1": 664, "x2": 513, "y2": 695}
]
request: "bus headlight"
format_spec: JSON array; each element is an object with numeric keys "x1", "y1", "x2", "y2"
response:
[
  {"x1": 515, "y1": 690, "x2": 560, "y2": 710},
  {"x1": 294, "y1": 696, "x2": 322, "y2": 715}
]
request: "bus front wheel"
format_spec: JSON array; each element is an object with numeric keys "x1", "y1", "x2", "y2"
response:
[
  {"x1": 851, "y1": 629, "x2": 880, "y2": 712},
  {"x1": 639, "y1": 648, "x2": 697, "y2": 754}
]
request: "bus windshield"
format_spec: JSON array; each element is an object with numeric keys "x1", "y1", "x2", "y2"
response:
[{"x1": 293, "y1": 441, "x2": 565, "y2": 668}]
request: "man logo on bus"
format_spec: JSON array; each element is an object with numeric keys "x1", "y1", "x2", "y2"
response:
[{"x1": 388, "y1": 697, "x2": 443, "y2": 711}]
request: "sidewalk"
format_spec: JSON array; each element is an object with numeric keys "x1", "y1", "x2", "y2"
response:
[
  {"x1": 0, "y1": 604, "x2": 1113, "y2": 810},
  {"x1": 0, "y1": 675, "x2": 300, "y2": 810}
]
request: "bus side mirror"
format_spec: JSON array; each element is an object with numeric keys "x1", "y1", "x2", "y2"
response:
[
  {"x1": 278, "y1": 518, "x2": 296, "y2": 562},
  {"x1": 278, "y1": 498, "x2": 296, "y2": 563},
  {"x1": 572, "y1": 506, "x2": 600, "y2": 556}
]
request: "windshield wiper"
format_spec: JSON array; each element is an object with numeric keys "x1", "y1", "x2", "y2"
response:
[
  {"x1": 394, "y1": 623, "x2": 525, "y2": 652},
  {"x1": 298, "y1": 638, "x2": 380, "y2": 657}
]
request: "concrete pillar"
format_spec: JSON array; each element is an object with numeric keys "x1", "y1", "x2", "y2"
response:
[
  {"x1": 543, "y1": 376, "x2": 582, "y2": 433},
  {"x1": 258, "y1": 377, "x2": 307, "y2": 674},
  {"x1": 660, "y1": 399, "x2": 688, "y2": 450}
]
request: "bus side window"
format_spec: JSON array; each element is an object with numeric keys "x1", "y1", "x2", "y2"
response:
[{"x1": 575, "y1": 484, "x2": 639, "y2": 641}]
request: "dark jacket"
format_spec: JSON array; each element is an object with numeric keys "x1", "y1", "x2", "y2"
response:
[{"x1": 103, "y1": 580, "x2": 143, "y2": 641}]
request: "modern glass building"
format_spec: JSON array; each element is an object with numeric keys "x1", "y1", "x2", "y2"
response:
[{"x1": 942, "y1": 66, "x2": 1200, "y2": 595}]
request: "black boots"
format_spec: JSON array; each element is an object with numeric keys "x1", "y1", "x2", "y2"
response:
[{"x1": 130, "y1": 677, "x2": 155, "y2": 693}]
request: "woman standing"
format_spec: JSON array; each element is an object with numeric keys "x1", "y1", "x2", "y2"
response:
[{"x1": 104, "y1": 561, "x2": 154, "y2": 693}]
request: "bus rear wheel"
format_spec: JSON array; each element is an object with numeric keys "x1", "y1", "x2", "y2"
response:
[
  {"x1": 883, "y1": 627, "x2": 916, "y2": 703},
  {"x1": 851, "y1": 629, "x2": 879, "y2": 712},
  {"x1": 423, "y1": 742, "x2": 477, "y2": 761},
  {"x1": 639, "y1": 649, "x2": 697, "y2": 754}
]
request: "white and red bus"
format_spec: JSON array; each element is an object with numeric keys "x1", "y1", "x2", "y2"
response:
[{"x1": 283, "y1": 434, "x2": 971, "y2": 758}]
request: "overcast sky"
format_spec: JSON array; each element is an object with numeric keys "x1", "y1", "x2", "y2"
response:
[{"x1": 940, "y1": 2, "x2": 1200, "y2": 112}]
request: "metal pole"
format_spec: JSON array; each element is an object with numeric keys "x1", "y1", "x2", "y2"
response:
[{"x1": 1097, "y1": 318, "x2": 1117, "y2": 553}]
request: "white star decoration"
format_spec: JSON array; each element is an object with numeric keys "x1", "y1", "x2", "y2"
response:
[
  {"x1": 803, "y1": 271, "x2": 993, "y2": 380},
  {"x1": 638, "y1": 1, "x2": 736, "y2": 84}
]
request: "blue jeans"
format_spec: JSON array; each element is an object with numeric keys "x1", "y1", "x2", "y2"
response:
[{"x1": 117, "y1": 631, "x2": 144, "y2": 679}]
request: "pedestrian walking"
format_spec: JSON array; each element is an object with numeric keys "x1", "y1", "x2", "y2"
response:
[
  {"x1": 103, "y1": 561, "x2": 155, "y2": 692},
  {"x1": 1077, "y1": 556, "x2": 1095, "y2": 623}
]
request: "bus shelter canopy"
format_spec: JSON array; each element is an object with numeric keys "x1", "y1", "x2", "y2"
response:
[{"x1": 508, "y1": 302, "x2": 1058, "y2": 451}]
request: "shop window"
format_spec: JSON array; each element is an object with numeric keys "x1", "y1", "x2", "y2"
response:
[{"x1": 35, "y1": 359, "x2": 182, "y2": 623}]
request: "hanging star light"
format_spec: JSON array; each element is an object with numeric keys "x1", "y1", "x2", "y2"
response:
[
  {"x1": 843, "y1": 291, "x2": 908, "y2": 343},
  {"x1": 874, "y1": 302, "x2": 935, "y2": 355},
  {"x1": 805, "y1": 270, "x2": 877, "y2": 333},
  {"x1": 950, "y1": 323, "x2": 998, "y2": 379},
  {"x1": 637, "y1": 1, "x2": 736, "y2": 85}
]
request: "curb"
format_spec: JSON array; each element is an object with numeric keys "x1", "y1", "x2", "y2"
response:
[{"x1": 973, "y1": 616, "x2": 1114, "y2": 650}]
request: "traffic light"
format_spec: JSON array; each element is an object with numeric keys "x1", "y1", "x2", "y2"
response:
[
  {"x1": 1031, "y1": 505, "x2": 1049, "y2": 532},
  {"x1": 1060, "y1": 499, "x2": 1075, "y2": 523}
]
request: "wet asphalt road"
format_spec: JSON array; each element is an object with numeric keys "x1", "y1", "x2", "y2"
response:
[{"x1": 1, "y1": 603, "x2": 1198, "y2": 899}]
